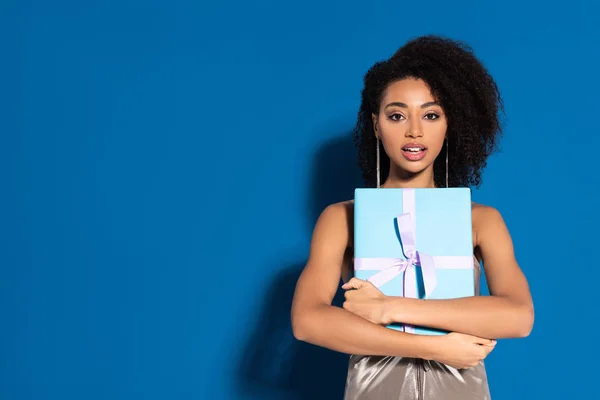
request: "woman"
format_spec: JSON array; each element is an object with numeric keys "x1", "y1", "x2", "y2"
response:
[{"x1": 290, "y1": 35, "x2": 534, "y2": 399}]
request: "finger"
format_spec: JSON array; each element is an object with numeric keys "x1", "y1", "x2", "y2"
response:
[
  {"x1": 341, "y1": 279, "x2": 357, "y2": 290},
  {"x1": 342, "y1": 278, "x2": 366, "y2": 290},
  {"x1": 484, "y1": 343, "x2": 496, "y2": 355},
  {"x1": 472, "y1": 337, "x2": 495, "y2": 346},
  {"x1": 479, "y1": 341, "x2": 496, "y2": 349},
  {"x1": 477, "y1": 347, "x2": 490, "y2": 360}
]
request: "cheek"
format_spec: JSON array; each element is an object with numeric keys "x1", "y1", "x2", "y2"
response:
[
  {"x1": 428, "y1": 124, "x2": 447, "y2": 149},
  {"x1": 378, "y1": 122, "x2": 404, "y2": 145},
  {"x1": 380, "y1": 134, "x2": 404, "y2": 155},
  {"x1": 432, "y1": 135, "x2": 446, "y2": 151}
]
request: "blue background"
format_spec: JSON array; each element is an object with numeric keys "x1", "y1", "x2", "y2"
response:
[{"x1": 2, "y1": 0, "x2": 599, "y2": 399}]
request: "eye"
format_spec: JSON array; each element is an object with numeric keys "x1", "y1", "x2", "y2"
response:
[
  {"x1": 388, "y1": 113, "x2": 405, "y2": 121},
  {"x1": 424, "y1": 113, "x2": 440, "y2": 120}
]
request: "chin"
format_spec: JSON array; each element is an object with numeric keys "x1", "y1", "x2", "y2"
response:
[{"x1": 392, "y1": 158, "x2": 433, "y2": 175}]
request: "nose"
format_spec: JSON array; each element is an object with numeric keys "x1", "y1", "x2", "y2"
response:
[{"x1": 406, "y1": 119, "x2": 423, "y2": 138}]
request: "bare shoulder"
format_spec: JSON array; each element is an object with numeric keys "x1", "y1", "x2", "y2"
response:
[
  {"x1": 471, "y1": 202, "x2": 505, "y2": 225},
  {"x1": 471, "y1": 201, "x2": 510, "y2": 248},
  {"x1": 318, "y1": 199, "x2": 354, "y2": 222},
  {"x1": 313, "y1": 200, "x2": 354, "y2": 248}
]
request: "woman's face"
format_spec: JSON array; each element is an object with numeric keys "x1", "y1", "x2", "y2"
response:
[{"x1": 372, "y1": 78, "x2": 447, "y2": 178}]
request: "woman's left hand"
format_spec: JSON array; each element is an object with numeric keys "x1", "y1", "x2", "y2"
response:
[{"x1": 341, "y1": 278, "x2": 392, "y2": 326}]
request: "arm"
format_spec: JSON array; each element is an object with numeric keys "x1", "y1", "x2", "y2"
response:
[
  {"x1": 290, "y1": 202, "x2": 435, "y2": 358},
  {"x1": 381, "y1": 206, "x2": 534, "y2": 339}
]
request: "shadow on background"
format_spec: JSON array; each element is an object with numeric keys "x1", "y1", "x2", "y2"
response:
[{"x1": 237, "y1": 133, "x2": 363, "y2": 399}]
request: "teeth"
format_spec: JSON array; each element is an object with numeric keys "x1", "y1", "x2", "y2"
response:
[{"x1": 404, "y1": 147, "x2": 424, "y2": 152}]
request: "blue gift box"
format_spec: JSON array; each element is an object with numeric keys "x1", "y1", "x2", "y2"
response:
[{"x1": 353, "y1": 187, "x2": 475, "y2": 335}]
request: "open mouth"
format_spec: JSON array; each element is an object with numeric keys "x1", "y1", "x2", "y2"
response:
[
  {"x1": 401, "y1": 144, "x2": 427, "y2": 161},
  {"x1": 402, "y1": 146, "x2": 426, "y2": 153}
]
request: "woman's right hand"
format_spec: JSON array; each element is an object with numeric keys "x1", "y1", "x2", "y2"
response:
[{"x1": 427, "y1": 332, "x2": 496, "y2": 369}]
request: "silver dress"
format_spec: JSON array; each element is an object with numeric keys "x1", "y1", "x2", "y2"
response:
[{"x1": 343, "y1": 256, "x2": 491, "y2": 400}]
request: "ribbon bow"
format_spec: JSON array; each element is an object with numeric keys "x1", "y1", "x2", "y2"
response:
[{"x1": 354, "y1": 212, "x2": 438, "y2": 299}]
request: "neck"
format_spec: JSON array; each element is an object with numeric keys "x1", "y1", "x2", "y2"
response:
[{"x1": 381, "y1": 164, "x2": 436, "y2": 189}]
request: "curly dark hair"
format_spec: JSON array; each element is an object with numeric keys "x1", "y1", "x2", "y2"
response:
[{"x1": 353, "y1": 35, "x2": 505, "y2": 188}]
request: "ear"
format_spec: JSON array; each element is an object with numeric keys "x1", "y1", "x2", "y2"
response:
[{"x1": 371, "y1": 113, "x2": 379, "y2": 138}]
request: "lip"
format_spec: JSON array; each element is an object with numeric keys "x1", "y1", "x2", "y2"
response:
[{"x1": 401, "y1": 143, "x2": 428, "y2": 161}]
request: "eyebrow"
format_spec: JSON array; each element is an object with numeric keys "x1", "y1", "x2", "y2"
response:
[{"x1": 385, "y1": 101, "x2": 440, "y2": 109}]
